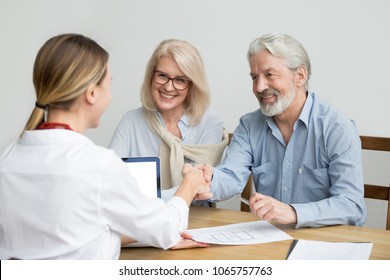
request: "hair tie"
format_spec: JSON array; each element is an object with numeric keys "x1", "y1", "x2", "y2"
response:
[{"x1": 35, "y1": 101, "x2": 47, "y2": 110}]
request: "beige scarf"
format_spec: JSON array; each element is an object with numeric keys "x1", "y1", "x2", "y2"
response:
[{"x1": 144, "y1": 109, "x2": 229, "y2": 189}]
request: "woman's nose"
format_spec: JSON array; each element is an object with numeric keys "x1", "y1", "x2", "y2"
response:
[{"x1": 163, "y1": 79, "x2": 175, "y2": 91}]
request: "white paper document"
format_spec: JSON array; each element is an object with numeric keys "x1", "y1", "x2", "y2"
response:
[
  {"x1": 188, "y1": 221, "x2": 292, "y2": 245},
  {"x1": 287, "y1": 239, "x2": 373, "y2": 260}
]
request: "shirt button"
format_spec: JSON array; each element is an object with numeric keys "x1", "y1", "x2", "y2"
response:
[
  {"x1": 284, "y1": 160, "x2": 290, "y2": 166},
  {"x1": 283, "y1": 187, "x2": 288, "y2": 192}
]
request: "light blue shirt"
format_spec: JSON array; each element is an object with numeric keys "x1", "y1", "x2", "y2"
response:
[
  {"x1": 109, "y1": 107, "x2": 225, "y2": 158},
  {"x1": 211, "y1": 92, "x2": 367, "y2": 228}
]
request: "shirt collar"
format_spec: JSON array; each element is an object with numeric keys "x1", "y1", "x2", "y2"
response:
[
  {"x1": 20, "y1": 129, "x2": 92, "y2": 146},
  {"x1": 178, "y1": 114, "x2": 189, "y2": 140},
  {"x1": 298, "y1": 91, "x2": 314, "y2": 128}
]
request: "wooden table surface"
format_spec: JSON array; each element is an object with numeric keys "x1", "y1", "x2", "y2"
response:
[{"x1": 120, "y1": 206, "x2": 390, "y2": 260}]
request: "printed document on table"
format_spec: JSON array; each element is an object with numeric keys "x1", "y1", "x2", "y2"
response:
[
  {"x1": 286, "y1": 239, "x2": 373, "y2": 260},
  {"x1": 187, "y1": 221, "x2": 292, "y2": 245}
]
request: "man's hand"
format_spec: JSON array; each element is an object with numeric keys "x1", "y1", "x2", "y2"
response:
[
  {"x1": 200, "y1": 164, "x2": 213, "y2": 183},
  {"x1": 249, "y1": 193, "x2": 297, "y2": 224},
  {"x1": 170, "y1": 232, "x2": 209, "y2": 250}
]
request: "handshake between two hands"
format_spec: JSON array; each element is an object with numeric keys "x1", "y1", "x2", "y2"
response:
[{"x1": 181, "y1": 163, "x2": 214, "y2": 201}]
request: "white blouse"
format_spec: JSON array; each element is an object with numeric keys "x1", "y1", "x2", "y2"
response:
[{"x1": 0, "y1": 129, "x2": 188, "y2": 259}]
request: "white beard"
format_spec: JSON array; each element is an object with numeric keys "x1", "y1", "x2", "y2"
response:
[{"x1": 258, "y1": 86, "x2": 296, "y2": 117}]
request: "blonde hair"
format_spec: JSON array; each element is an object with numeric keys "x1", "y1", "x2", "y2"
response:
[
  {"x1": 23, "y1": 33, "x2": 109, "y2": 134},
  {"x1": 140, "y1": 39, "x2": 210, "y2": 125}
]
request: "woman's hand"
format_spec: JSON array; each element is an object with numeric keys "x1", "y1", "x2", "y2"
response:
[
  {"x1": 121, "y1": 235, "x2": 137, "y2": 246},
  {"x1": 170, "y1": 232, "x2": 209, "y2": 250}
]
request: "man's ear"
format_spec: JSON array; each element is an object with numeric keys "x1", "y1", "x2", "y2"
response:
[
  {"x1": 295, "y1": 65, "x2": 307, "y2": 87},
  {"x1": 84, "y1": 84, "x2": 96, "y2": 105}
]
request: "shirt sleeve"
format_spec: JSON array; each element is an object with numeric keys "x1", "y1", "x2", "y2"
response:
[
  {"x1": 99, "y1": 154, "x2": 189, "y2": 249},
  {"x1": 210, "y1": 117, "x2": 252, "y2": 201}
]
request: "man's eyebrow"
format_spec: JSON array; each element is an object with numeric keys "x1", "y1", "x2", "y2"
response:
[{"x1": 264, "y1": 67, "x2": 278, "y2": 72}]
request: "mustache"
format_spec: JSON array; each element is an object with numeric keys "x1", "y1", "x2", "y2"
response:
[{"x1": 257, "y1": 88, "x2": 280, "y2": 98}]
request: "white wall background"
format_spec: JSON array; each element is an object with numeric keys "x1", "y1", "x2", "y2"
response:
[{"x1": 1, "y1": 0, "x2": 389, "y2": 229}]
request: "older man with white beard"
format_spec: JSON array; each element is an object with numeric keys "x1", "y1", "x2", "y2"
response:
[{"x1": 201, "y1": 34, "x2": 367, "y2": 229}]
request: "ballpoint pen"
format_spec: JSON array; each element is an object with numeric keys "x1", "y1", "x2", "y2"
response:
[{"x1": 237, "y1": 196, "x2": 250, "y2": 206}]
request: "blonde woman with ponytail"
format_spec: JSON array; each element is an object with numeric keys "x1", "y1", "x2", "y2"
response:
[{"x1": 0, "y1": 34, "x2": 210, "y2": 260}]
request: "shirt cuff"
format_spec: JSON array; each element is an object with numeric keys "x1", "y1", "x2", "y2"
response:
[
  {"x1": 290, "y1": 203, "x2": 315, "y2": 228},
  {"x1": 167, "y1": 196, "x2": 189, "y2": 231}
]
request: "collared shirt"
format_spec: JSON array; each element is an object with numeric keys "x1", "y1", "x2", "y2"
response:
[
  {"x1": 212, "y1": 92, "x2": 367, "y2": 228},
  {"x1": 109, "y1": 107, "x2": 225, "y2": 158},
  {"x1": 0, "y1": 130, "x2": 188, "y2": 259}
]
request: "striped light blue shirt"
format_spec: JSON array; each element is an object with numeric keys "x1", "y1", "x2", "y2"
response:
[{"x1": 212, "y1": 92, "x2": 367, "y2": 228}]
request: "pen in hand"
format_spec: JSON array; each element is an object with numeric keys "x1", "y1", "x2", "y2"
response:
[{"x1": 237, "y1": 196, "x2": 250, "y2": 206}]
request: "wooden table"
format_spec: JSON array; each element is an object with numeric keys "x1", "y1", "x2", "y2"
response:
[{"x1": 120, "y1": 206, "x2": 390, "y2": 260}]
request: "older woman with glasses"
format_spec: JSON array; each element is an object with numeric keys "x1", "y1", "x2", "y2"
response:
[{"x1": 109, "y1": 39, "x2": 228, "y2": 203}]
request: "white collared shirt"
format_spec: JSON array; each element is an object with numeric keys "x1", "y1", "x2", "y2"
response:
[{"x1": 0, "y1": 129, "x2": 188, "y2": 259}]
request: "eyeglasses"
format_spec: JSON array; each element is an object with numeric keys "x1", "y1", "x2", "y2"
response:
[{"x1": 153, "y1": 70, "x2": 191, "y2": 91}]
